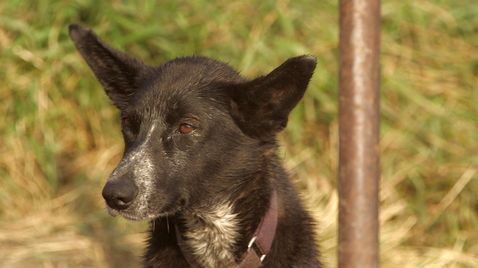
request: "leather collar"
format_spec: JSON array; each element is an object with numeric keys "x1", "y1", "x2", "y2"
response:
[{"x1": 175, "y1": 190, "x2": 278, "y2": 268}]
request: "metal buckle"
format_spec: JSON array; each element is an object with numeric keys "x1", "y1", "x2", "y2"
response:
[
  {"x1": 247, "y1": 236, "x2": 257, "y2": 249},
  {"x1": 260, "y1": 254, "x2": 267, "y2": 262},
  {"x1": 247, "y1": 236, "x2": 267, "y2": 262}
]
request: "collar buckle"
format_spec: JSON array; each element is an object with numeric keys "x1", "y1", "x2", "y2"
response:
[{"x1": 247, "y1": 236, "x2": 267, "y2": 263}]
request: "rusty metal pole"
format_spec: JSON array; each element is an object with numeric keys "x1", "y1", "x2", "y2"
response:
[{"x1": 338, "y1": 0, "x2": 380, "y2": 267}]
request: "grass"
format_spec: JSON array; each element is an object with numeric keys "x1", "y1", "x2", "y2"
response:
[{"x1": 1, "y1": 0, "x2": 477, "y2": 267}]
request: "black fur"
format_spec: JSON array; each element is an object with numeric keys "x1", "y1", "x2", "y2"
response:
[{"x1": 69, "y1": 24, "x2": 321, "y2": 267}]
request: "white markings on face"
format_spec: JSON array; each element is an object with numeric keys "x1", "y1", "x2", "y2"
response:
[
  {"x1": 134, "y1": 153, "x2": 154, "y2": 217},
  {"x1": 181, "y1": 202, "x2": 239, "y2": 268},
  {"x1": 109, "y1": 123, "x2": 160, "y2": 221}
]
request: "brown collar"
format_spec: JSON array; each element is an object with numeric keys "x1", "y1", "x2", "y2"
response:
[{"x1": 175, "y1": 190, "x2": 278, "y2": 268}]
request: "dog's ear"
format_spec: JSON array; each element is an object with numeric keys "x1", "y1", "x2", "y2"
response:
[
  {"x1": 229, "y1": 55, "x2": 316, "y2": 139},
  {"x1": 69, "y1": 24, "x2": 148, "y2": 109}
]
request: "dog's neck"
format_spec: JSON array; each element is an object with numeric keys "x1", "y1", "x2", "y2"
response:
[
  {"x1": 146, "y1": 151, "x2": 280, "y2": 267},
  {"x1": 175, "y1": 187, "x2": 277, "y2": 268},
  {"x1": 177, "y1": 201, "x2": 240, "y2": 267}
]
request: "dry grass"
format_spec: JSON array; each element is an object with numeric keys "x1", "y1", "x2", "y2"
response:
[{"x1": 1, "y1": 0, "x2": 477, "y2": 267}]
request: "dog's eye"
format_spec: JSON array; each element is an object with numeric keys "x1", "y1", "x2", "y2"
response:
[{"x1": 178, "y1": 123, "x2": 195, "y2": 134}]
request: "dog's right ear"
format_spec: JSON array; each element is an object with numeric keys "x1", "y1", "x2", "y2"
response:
[{"x1": 69, "y1": 24, "x2": 148, "y2": 109}]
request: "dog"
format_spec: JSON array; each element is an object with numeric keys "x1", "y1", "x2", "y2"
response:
[{"x1": 69, "y1": 24, "x2": 321, "y2": 267}]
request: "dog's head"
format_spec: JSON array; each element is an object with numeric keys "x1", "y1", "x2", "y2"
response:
[{"x1": 69, "y1": 24, "x2": 316, "y2": 221}]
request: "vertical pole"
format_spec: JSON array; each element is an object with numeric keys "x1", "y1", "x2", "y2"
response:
[{"x1": 338, "y1": 0, "x2": 380, "y2": 267}]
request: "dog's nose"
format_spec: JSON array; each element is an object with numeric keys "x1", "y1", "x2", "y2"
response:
[{"x1": 102, "y1": 179, "x2": 138, "y2": 210}]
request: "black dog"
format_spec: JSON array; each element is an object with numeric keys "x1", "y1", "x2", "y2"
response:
[{"x1": 69, "y1": 24, "x2": 320, "y2": 267}]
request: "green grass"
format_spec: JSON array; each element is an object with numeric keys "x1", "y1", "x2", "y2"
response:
[{"x1": 1, "y1": 0, "x2": 477, "y2": 267}]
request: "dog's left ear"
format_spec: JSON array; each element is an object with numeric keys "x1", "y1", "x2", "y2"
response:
[
  {"x1": 229, "y1": 55, "x2": 316, "y2": 139},
  {"x1": 69, "y1": 24, "x2": 149, "y2": 109}
]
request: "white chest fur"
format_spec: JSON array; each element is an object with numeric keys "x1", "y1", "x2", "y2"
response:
[{"x1": 181, "y1": 202, "x2": 239, "y2": 268}]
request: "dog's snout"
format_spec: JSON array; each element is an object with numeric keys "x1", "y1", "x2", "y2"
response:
[{"x1": 102, "y1": 179, "x2": 138, "y2": 210}]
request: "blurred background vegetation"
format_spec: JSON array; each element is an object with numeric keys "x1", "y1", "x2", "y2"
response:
[{"x1": 1, "y1": 0, "x2": 477, "y2": 267}]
